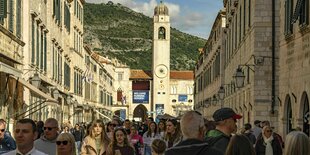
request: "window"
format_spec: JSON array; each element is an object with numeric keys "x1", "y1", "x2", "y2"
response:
[
  {"x1": 0, "y1": 0, "x2": 7, "y2": 24},
  {"x1": 64, "y1": 62, "x2": 71, "y2": 89},
  {"x1": 285, "y1": 0, "x2": 294, "y2": 35},
  {"x1": 117, "y1": 90, "x2": 122, "y2": 101},
  {"x1": 299, "y1": 0, "x2": 309, "y2": 26},
  {"x1": 118, "y1": 73, "x2": 123, "y2": 81},
  {"x1": 158, "y1": 27, "x2": 166, "y2": 39}
]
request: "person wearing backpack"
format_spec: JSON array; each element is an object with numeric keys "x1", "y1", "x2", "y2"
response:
[{"x1": 205, "y1": 108, "x2": 242, "y2": 154}]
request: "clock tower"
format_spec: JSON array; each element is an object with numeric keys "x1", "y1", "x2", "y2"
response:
[{"x1": 152, "y1": 1, "x2": 170, "y2": 116}]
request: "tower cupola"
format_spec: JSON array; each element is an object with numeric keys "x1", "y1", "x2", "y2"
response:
[{"x1": 154, "y1": 1, "x2": 169, "y2": 16}]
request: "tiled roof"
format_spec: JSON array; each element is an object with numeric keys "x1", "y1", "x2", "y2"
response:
[
  {"x1": 170, "y1": 71, "x2": 194, "y2": 80},
  {"x1": 130, "y1": 70, "x2": 194, "y2": 80},
  {"x1": 130, "y1": 70, "x2": 152, "y2": 79}
]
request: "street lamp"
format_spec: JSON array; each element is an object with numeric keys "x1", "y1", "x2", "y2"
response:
[
  {"x1": 66, "y1": 95, "x2": 71, "y2": 104},
  {"x1": 234, "y1": 67, "x2": 245, "y2": 88},
  {"x1": 218, "y1": 86, "x2": 225, "y2": 100},
  {"x1": 52, "y1": 89, "x2": 60, "y2": 100},
  {"x1": 30, "y1": 73, "x2": 41, "y2": 88}
]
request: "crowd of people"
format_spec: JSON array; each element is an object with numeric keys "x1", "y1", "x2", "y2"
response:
[{"x1": 0, "y1": 107, "x2": 310, "y2": 155}]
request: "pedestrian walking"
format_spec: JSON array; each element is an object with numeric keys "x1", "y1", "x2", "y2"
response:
[
  {"x1": 107, "y1": 127, "x2": 135, "y2": 155},
  {"x1": 283, "y1": 131, "x2": 310, "y2": 155},
  {"x1": 56, "y1": 133, "x2": 76, "y2": 155},
  {"x1": 164, "y1": 119, "x2": 182, "y2": 148},
  {"x1": 143, "y1": 121, "x2": 161, "y2": 155},
  {"x1": 34, "y1": 118, "x2": 59, "y2": 155},
  {"x1": 225, "y1": 134, "x2": 255, "y2": 155},
  {"x1": 241, "y1": 123, "x2": 256, "y2": 145},
  {"x1": 255, "y1": 126, "x2": 282, "y2": 155},
  {"x1": 165, "y1": 111, "x2": 222, "y2": 155},
  {"x1": 205, "y1": 107, "x2": 242, "y2": 154},
  {"x1": 81, "y1": 119, "x2": 110, "y2": 155},
  {"x1": 157, "y1": 120, "x2": 166, "y2": 138},
  {"x1": 71, "y1": 123, "x2": 84, "y2": 154},
  {"x1": 252, "y1": 120, "x2": 262, "y2": 138},
  {"x1": 150, "y1": 139, "x2": 166, "y2": 155},
  {"x1": 129, "y1": 125, "x2": 144, "y2": 155},
  {"x1": 0, "y1": 119, "x2": 16, "y2": 154},
  {"x1": 3, "y1": 118, "x2": 47, "y2": 155}
]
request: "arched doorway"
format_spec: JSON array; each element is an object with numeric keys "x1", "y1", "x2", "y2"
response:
[
  {"x1": 285, "y1": 95, "x2": 293, "y2": 133},
  {"x1": 301, "y1": 92, "x2": 309, "y2": 136},
  {"x1": 133, "y1": 104, "x2": 147, "y2": 122}
]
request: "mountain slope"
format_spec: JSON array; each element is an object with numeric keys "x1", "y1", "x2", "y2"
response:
[{"x1": 83, "y1": 2, "x2": 206, "y2": 70}]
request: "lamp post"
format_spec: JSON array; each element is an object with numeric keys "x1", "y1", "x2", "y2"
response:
[
  {"x1": 52, "y1": 89, "x2": 59, "y2": 100},
  {"x1": 66, "y1": 95, "x2": 71, "y2": 105},
  {"x1": 218, "y1": 86, "x2": 225, "y2": 108},
  {"x1": 234, "y1": 67, "x2": 245, "y2": 88},
  {"x1": 30, "y1": 73, "x2": 41, "y2": 88}
]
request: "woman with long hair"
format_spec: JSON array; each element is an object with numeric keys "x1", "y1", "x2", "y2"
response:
[
  {"x1": 225, "y1": 134, "x2": 255, "y2": 155},
  {"x1": 81, "y1": 119, "x2": 111, "y2": 155},
  {"x1": 157, "y1": 120, "x2": 166, "y2": 138},
  {"x1": 129, "y1": 125, "x2": 144, "y2": 155},
  {"x1": 255, "y1": 126, "x2": 282, "y2": 155},
  {"x1": 106, "y1": 122, "x2": 116, "y2": 140},
  {"x1": 283, "y1": 131, "x2": 310, "y2": 155},
  {"x1": 107, "y1": 128, "x2": 134, "y2": 155},
  {"x1": 164, "y1": 119, "x2": 182, "y2": 148},
  {"x1": 56, "y1": 133, "x2": 76, "y2": 155},
  {"x1": 143, "y1": 121, "x2": 161, "y2": 155}
]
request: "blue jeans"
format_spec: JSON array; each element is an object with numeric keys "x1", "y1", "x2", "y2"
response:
[
  {"x1": 144, "y1": 145, "x2": 152, "y2": 155},
  {"x1": 75, "y1": 141, "x2": 81, "y2": 154}
]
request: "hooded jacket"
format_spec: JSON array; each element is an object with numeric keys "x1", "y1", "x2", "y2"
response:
[
  {"x1": 165, "y1": 139, "x2": 223, "y2": 155},
  {"x1": 205, "y1": 129, "x2": 231, "y2": 154},
  {"x1": 34, "y1": 135, "x2": 57, "y2": 155}
]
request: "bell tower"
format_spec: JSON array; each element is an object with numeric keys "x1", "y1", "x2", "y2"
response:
[{"x1": 152, "y1": 1, "x2": 170, "y2": 115}]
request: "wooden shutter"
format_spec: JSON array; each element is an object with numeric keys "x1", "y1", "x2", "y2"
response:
[
  {"x1": 16, "y1": 0, "x2": 21, "y2": 37},
  {"x1": 0, "y1": 0, "x2": 7, "y2": 18},
  {"x1": 8, "y1": 0, "x2": 13, "y2": 32}
]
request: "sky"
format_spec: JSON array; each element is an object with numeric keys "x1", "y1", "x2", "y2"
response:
[{"x1": 85, "y1": 0, "x2": 223, "y2": 39}]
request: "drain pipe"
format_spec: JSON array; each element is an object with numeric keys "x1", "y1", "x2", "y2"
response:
[{"x1": 271, "y1": 0, "x2": 276, "y2": 114}]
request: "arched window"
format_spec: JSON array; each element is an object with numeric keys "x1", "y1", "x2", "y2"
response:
[
  {"x1": 286, "y1": 95, "x2": 293, "y2": 133},
  {"x1": 302, "y1": 92, "x2": 309, "y2": 136},
  {"x1": 117, "y1": 88, "x2": 122, "y2": 102},
  {"x1": 158, "y1": 27, "x2": 166, "y2": 39}
]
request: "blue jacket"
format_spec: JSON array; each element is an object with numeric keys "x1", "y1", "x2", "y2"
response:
[{"x1": 0, "y1": 134, "x2": 16, "y2": 154}]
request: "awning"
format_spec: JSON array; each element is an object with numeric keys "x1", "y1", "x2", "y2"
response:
[
  {"x1": 10, "y1": 76, "x2": 58, "y2": 103},
  {"x1": 94, "y1": 109, "x2": 112, "y2": 121},
  {"x1": 0, "y1": 62, "x2": 22, "y2": 77}
]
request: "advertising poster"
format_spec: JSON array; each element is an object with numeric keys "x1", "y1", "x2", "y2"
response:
[
  {"x1": 155, "y1": 104, "x2": 164, "y2": 115},
  {"x1": 133, "y1": 90, "x2": 149, "y2": 103},
  {"x1": 178, "y1": 95, "x2": 188, "y2": 102}
]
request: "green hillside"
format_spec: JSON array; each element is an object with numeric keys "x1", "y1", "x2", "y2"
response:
[{"x1": 83, "y1": 2, "x2": 206, "y2": 70}]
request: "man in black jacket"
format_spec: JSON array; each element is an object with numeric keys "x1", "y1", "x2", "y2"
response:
[
  {"x1": 165, "y1": 111, "x2": 222, "y2": 155},
  {"x1": 205, "y1": 108, "x2": 242, "y2": 154}
]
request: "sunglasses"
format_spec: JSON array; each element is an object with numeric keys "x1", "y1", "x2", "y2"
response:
[
  {"x1": 56, "y1": 141, "x2": 69, "y2": 145},
  {"x1": 0, "y1": 129, "x2": 5, "y2": 132},
  {"x1": 43, "y1": 127, "x2": 57, "y2": 131},
  {"x1": 110, "y1": 124, "x2": 117, "y2": 127},
  {"x1": 266, "y1": 130, "x2": 272, "y2": 133}
]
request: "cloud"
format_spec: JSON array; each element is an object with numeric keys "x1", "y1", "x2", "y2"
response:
[{"x1": 85, "y1": 0, "x2": 221, "y2": 39}]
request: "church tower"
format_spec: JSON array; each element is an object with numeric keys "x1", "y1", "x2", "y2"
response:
[{"x1": 152, "y1": 1, "x2": 170, "y2": 115}]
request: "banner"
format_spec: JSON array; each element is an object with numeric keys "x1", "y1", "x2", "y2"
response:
[
  {"x1": 120, "y1": 109, "x2": 126, "y2": 120},
  {"x1": 178, "y1": 95, "x2": 188, "y2": 102},
  {"x1": 155, "y1": 104, "x2": 164, "y2": 115},
  {"x1": 133, "y1": 91, "x2": 149, "y2": 103}
]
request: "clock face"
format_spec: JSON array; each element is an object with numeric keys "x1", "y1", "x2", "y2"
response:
[{"x1": 155, "y1": 64, "x2": 168, "y2": 78}]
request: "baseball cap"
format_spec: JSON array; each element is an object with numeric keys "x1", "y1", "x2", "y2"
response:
[{"x1": 213, "y1": 108, "x2": 242, "y2": 122}]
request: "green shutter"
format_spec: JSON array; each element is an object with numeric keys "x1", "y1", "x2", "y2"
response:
[
  {"x1": 0, "y1": 0, "x2": 7, "y2": 18},
  {"x1": 16, "y1": 0, "x2": 21, "y2": 37},
  {"x1": 8, "y1": 0, "x2": 13, "y2": 32},
  {"x1": 31, "y1": 19, "x2": 35, "y2": 64},
  {"x1": 44, "y1": 32, "x2": 47, "y2": 72}
]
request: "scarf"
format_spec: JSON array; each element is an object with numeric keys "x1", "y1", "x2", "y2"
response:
[{"x1": 263, "y1": 135, "x2": 274, "y2": 155}]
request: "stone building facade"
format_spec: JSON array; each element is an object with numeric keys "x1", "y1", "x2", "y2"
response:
[
  {"x1": 195, "y1": 0, "x2": 281, "y2": 129},
  {"x1": 278, "y1": 0, "x2": 310, "y2": 136}
]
